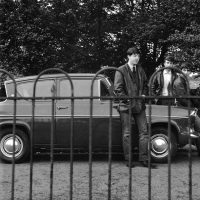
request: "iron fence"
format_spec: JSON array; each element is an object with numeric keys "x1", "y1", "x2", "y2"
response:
[{"x1": 0, "y1": 67, "x2": 199, "y2": 199}]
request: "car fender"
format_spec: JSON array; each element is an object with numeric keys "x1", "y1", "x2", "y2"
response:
[
  {"x1": 150, "y1": 118, "x2": 181, "y2": 134},
  {"x1": 150, "y1": 118, "x2": 189, "y2": 146},
  {"x1": 0, "y1": 120, "x2": 31, "y2": 136}
]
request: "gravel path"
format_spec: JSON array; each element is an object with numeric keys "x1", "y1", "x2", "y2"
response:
[{"x1": 0, "y1": 150, "x2": 200, "y2": 200}]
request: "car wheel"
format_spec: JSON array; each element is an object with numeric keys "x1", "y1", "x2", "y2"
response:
[
  {"x1": 151, "y1": 127, "x2": 177, "y2": 163},
  {"x1": 195, "y1": 138, "x2": 200, "y2": 156},
  {"x1": 0, "y1": 128, "x2": 29, "y2": 163}
]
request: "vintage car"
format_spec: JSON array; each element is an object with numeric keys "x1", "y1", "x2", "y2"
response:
[{"x1": 0, "y1": 73, "x2": 199, "y2": 163}]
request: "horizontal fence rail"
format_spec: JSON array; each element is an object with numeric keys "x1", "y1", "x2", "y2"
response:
[{"x1": 0, "y1": 67, "x2": 199, "y2": 200}]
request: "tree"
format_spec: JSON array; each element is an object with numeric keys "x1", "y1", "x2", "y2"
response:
[
  {"x1": 0, "y1": 0, "x2": 200, "y2": 77},
  {"x1": 0, "y1": 0, "x2": 79, "y2": 75},
  {"x1": 169, "y1": 22, "x2": 200, "y2": 71},
  {"x1": 108, "y1": 0, "x2": 200, "y2": 76}
]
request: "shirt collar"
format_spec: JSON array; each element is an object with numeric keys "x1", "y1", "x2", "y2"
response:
[
  {"x1": 128, "y1": 64, "x2": 137, "y2": 72},
  {"x1": 163, "y1": 69, "x2": 171, "y2": 74}
]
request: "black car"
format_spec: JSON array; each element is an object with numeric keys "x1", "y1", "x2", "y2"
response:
[{"x1": 0, "y1": 73, "x2": 199, "y2": 163}]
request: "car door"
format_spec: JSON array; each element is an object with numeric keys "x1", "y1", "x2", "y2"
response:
[
  {"x1": 16, "y1": 78, "x2": 56, "y2": 146},
  {"x1": 93, "y1": 78, "x2": 122, "y2": 152},
  {"x1": 55, "y1": 77, "x2": 100, "y2": 150},
  {"x1": 55, "y1": 76, "x2": 122, "y2": 152}
]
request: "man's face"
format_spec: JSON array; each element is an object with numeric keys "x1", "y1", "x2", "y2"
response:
[
  {"x1": 164, "y1": 60, "x2": 174, "y2": 68},
  {"x1": 128, "y1": 53, "x2": 140, "y2": 65},
  {"x1": 182, "y1": 68, "x2": 190, "y2": 76}
]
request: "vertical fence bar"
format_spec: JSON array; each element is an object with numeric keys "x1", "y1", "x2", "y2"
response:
[
  {"x1": 148, "y1": 72, "x2": 159, "y2": 200},
  {"x1": 89, "y1": 83, "x2": 94, "y2": 200},
  {"x1": 128, "y1": 102, "x2": 132, "y2": 200},
  {"x1": 50, "y1": 90, "x2": 56, "y2": 200},
  {"x1": 188, "y1": 102, "x2": 192, "y2": 200},
  {"x1": 30, "y1": 94, "x2": 35, "y2": 200},
  {"x1": 11, "y1": 89, "x2": 17, "y2": 200},
  {"x1": 0, "y1": 70, "x2": 17, "y2": 200},
  {"x1": 107, "y1": 98, "x2": 113, "y2": 200},
  {"x1": 167, "y1": 98, "x2": 171, "y2": 200},
  {"x1": 149, "y1": 66, "x2": 193, "y2": 200},
  {"x1": 91, "y1": 67, "x2": 119, "y2": 200},
  {"x1": 70, "y1": 84, "x2": 74, "y2": 200},
  {"x1": 187, "y1": 89, "x2": 192, "y2": 200},
  {"x1": 148, "y1": 99, "x2": 152, "y2": 200},
  {"x1": 174, "y1": 68, "x2": 192, "y2": 199},
  {"x1": 2, "y1": 71, "x2": 17, "y2": 200}
]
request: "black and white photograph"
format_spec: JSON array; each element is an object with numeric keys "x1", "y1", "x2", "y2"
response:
[{"x1": 0, "y1": 0, "x2": 200, "y2": 199}]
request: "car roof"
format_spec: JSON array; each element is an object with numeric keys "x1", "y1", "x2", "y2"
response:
[{"x1": 5, "y1": 73, "x2": 106, "y2": 84}]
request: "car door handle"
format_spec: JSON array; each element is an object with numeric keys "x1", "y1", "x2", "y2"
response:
[{"x1": 57, "y1": 106, "x2": 68, "y2": 110}]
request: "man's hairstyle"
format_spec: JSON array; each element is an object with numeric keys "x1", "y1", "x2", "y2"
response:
[
  {"x1": 164, "y1": 54, "x2": 175, "y2": 63},
  {"x1": 127, "y1": 47, "x2": 140, "y2": 56},
  {"x1": 180, "y1": 62, "x2": 191, "y2": 70}
]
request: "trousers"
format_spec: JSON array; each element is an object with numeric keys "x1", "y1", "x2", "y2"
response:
[{"x1": 119, "y1": 109, "x2": 148, "y2": 162}]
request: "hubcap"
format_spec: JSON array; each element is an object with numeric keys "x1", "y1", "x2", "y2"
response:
[
  {"x1": 151, "y1": 135, "x2": 168, "y2": 158},
  {"x1": 0, "y1": 134, "x2": 23, "y2": 158}
]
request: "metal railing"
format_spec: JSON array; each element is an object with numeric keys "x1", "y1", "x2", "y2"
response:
[{"x1": 0, "y1": 67, "x2": 199, "y2": 200}]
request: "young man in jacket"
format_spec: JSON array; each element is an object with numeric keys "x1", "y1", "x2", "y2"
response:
[
  {"x1": 152, "y1": 57, "x2": 200, "y2": 138},
  {"x1": 114, "y1": 46, "x2": 156, "y2": 168},
  {"x1": 151, "y1": 55, "x2": 177, "y2": 105}
]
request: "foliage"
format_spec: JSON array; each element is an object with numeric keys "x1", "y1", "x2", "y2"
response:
[
  {"x1": 169, "y1": 22, "x2": 200, "y2": 71},
  {"x1": 0, "y1": 0, "x2": 200, "y2": 77},
  {"x1": 0, "y1": 0, "x2": 79, "y2": 75}
]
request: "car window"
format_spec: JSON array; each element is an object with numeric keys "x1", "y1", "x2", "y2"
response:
[
  {"x1": 17, "y1": 80, "x2": 55, "y2": 98},
  {"x1": 0, "y1": 83, "x2": 6, "y2": 101},
  {"x1": 100, "y1": 80, "x2": 110, "y2": 99},
  {"x1": 60, "y1": 79, "x2": 99, "y2": 97},
  {"x1": 100, "y1": 78, "x2": 115, "y2": 100}
]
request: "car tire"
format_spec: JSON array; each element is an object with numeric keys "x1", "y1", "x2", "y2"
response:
[
  {"x1": 151, "y1": 127, "x2": 177, "y2": 163},
  {"x1": 0, "y1": 128, "x2": 29, "y2": 163},
  {"x1": 195, "y1": 138, "x2": 200, "y2": 157}
]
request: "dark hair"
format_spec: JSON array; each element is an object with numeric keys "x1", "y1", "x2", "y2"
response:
[
  {"x1": 180, "y1": 62, "x2": 191, "y2": 70},
  {"x1": 127, "y1": 47, "x2": 140, "y2": 56},
  {"x1": 164, "y1": 54, "x2": 175, "y2": 63}
]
